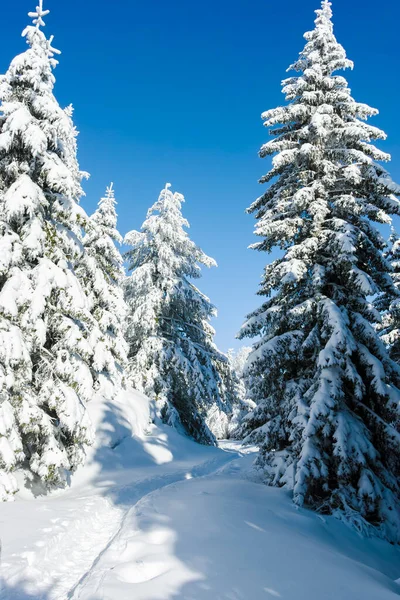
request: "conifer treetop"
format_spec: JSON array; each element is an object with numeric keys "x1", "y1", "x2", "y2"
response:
[
  {"x1": 99, "y1": 182, "x2": 117, "y2": 214},
  {"x1": 106, "y1": 182, "x2": 115, "y2": 200},
  {"x1": 28, "y1": 0, "x2": 50, "y2": 30},
  {"x1": 23, "y1": 0, "x2": 60, "y2": 65},
  {"x1": 90, "y1": 182, "x2": 123, "y2": 245},
  {"x1": 127, "y1": 183, "x2": 217, "y2": 278},
  {"x1": 313, "y1": 0, "x2": 335, "y2": 38},
  {"x1": 288, "y1": 0, "x2": 352, "y2": 78}
]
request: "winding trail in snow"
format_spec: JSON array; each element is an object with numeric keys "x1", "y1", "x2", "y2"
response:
[
  {"x1": 68, "y1": 451, "x2": 240, "y2": 599},
  {"x1": 0, "y1": 440, "x2": 241, "y2": 600}
]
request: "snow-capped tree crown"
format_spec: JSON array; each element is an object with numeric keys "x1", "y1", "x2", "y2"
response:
[
  {"x1": 84, "y1": 183, "x2": 124, "y2": 287},
  {"x1": 227, "y1": 347, "x2": 251, "y2": 380},
  {"x1": 124, "y1": 183, "x2": 219, "y2": 357},
  {"x1": 125, "y1": 183, "x2": 216, "y2": 284},
  {"x1": 292, "y1": 0, "x2": 353, "y2": 76},
  {"x1": 243, "y1": 0, "x2": 400, "y2": 314},
  {"x1": 91, "y1": 183, "x2": 122, "y2": 243},
  {"x1": 0, "y1": 0, "x2": 88, "y2": 240},
  {"x1": 28, "y1": 0, "x2": 50, "y2": 29}
]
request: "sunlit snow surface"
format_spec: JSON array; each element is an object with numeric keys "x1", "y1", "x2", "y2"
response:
[{"x1": 1, "y1": 389, "x2": 400, "y2": 599}]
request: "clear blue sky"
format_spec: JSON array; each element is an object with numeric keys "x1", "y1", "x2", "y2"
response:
[{"x1": 2, "y1": 1, "x2": 400, "y2": 351}]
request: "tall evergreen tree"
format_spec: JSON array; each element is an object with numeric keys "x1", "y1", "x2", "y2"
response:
[
  {"x1": 226, "y1": 347, "x2": 255, "y2": 438},
  {"x1": 78, "y1": 183, "x2": 128, "y2": 390},
  {"x1": 239, "y1": 0, "x2": 400, "y2": 541},
  {"x1": 124, "y1": 183, "x2": 232, "y2": 444},
  {"x1": 0, "y1": 1, "x2": 94, "y2": 497}
]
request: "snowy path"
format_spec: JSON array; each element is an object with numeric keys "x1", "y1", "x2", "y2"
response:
[
  {"x1": 68, "y1": 452, "x2": 400, "y2": 600},
  {"x1": 0, "y1": 430, "x2": 240, "y2": 600},
  {"x1": 69, "y1": 453, "x2": 238, "y2": 600},
  {"x1": 1, "y1": 428, "x2": 400, "y2": 600}
]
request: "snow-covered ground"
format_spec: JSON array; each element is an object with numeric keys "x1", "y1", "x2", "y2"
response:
[{"x1": 1, "y1": 390, "x2": 400, "y2": 600}]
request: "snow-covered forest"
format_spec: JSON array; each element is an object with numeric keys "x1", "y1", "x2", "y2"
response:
[{"x1": 1, "y1": 1, "x2": 400, "y2": 599}]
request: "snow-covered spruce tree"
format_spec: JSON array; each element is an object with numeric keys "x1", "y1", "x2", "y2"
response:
[
  {"x1": 226, "y1": 347, "x2": 255, "y2": 438},
  {"x1": 124, "y1": 183, "x2": 233, "y2": 444},
  {"x1": 78, "y1": 184, "x2": 128, "y2": 390},
  {"x1": 239, "y1": 0, "x2": 400, "y2": 541},
  {"x1": 227, "y1": 346, "x2": 252, "y2": 389},
  {"x1": 0, "y1": 1, "x2": 95, "y2": 495}
]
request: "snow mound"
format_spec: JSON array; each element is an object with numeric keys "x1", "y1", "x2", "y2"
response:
[{"x1": 87, "y1": 379, "x2": 150, "y2": 451}]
